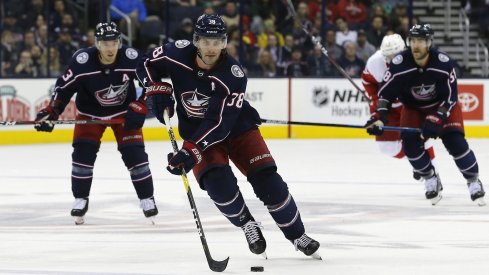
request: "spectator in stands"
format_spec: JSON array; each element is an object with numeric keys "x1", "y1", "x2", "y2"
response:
[
  {"x1": 323, "y1": 30, "x2": 343, "y2": 62},
  {"x1": 30, "y1": 45, "x2": 43, "y2": 76},
  {"x1": 198, "y1": 0, "x2": 226, "y2": 8},
  {"x1": 389, "y1": 2, "x2": 408, "y2": 32},
  {"x1": 281, "y1": 34, "x2": 296, "y2": 67},
  {"x1": 291, "y1": 2, "x2": 314, "y2": 53},
  {"x1": 81, "y1": 29, "x2": 96, "y2": 48},
  {"x1": 201, "y1": 2, "x2": 216, "y2": 15},
  {"x1": 24, "y1": 0, "x2": 45, "y2": 31},
  {"x1": 56, "y1": 29, "x2": 77, "y2": 68},
  {"x1": 111, "y1": 0, "x2": 147, "y2": 42},
  {"x1": 253, "y1": 49, "x2": 277, "y2": 77},
  {"x1": 1, "y1": 30, "x2": 16, "y2": 76},
  {"x1": 335, "y1": 16, "x2": 358, "y2": 47},
  {"x1": 307, "y1": 45, "x2": 340, "y2": 77},
  {"x1": 284, "y1": 47, "x2": 309, "y2": 77},
  {"x1": 262, "y1": 34, "x2": 284, "y2": 66},
  {"x1": 40, "y1": 47, "x2": 61, "y2": 77},
  {"x1": 336, "y1": 0, "x2": 368, "y2": 29},
  {"x1": 57, "y1": 13, "x2": 81, "y2": 46},
  {"x1": 36, "y1": 24, "x2": 50, "y2": 50},
  {"x1": 14, "y1": 50, "x2": 38, "y2": 77},
  {"x1": 172, "y1": 17, "x2": 194, "y2": 41},
  {"x1": 144, "y1": 0, "x2": 167, "y2": 18},
  {"x1": 222, "y1": 1, "x2": 240, "y2": 29},
  {"x1": 3, "y1": 11, "x2": 24, "y2": 45},
  {"x1": 366, "y1": 15, "x2": 386, "y2": 48},
  {"x1": 250, "y1": 0, "x2": 281, "y2": 35},
  {"x1": 369, "y1": 3, "x2": 388, "y2": 23},
  {"x1": 355, "y1": 29, "x2": 376, "y2": 62},
  {"x1": 338, "y1": 41, "x2": 365, "y2": 77},
  {"x1": 258, "y1": 19, "x2": 285, "y2": 49},
  {"x1": 21, "y1": 31, "x2": 38, "y2": 53},
  {"x1": 171, "y1": 0, "x2": 197, "y2": 6},
  {"x1": 50, "y1": 0, "x2": 70, "y2": 33}
]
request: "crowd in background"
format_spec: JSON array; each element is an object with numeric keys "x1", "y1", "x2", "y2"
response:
[{"x1": 1, "y1": 0, "x2": 488, "y2": 78}]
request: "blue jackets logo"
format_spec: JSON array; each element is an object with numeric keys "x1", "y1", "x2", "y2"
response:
[
  {"x1": 181, "y1": 89, "x2": 210, "y2": 118},
  {"x1": 95, "y1": 82, "x2": 129, "y2": 106}
]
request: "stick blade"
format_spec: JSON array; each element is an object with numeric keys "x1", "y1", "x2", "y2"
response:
[{"x1": 208, "y1": 257, "x2": 229, "y2": 272}]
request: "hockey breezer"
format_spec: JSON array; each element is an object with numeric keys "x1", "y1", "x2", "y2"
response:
[
  {"x1": 0, "y1": 119, "x2": 124, "y2": 126},
  {"x1": 280, "y1": 0, "x2": 370, "y2": 103},
  {"x1": 163, "y1": 110, "x2": 229, "y2": 273},
  {"x1": 261, "y1": 118, "x2": 422, "y2": 133}
]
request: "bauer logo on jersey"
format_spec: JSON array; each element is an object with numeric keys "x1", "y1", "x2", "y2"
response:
[
  {"x1": 438, "y1": 53, "x2": 449, "y2": 62},
  {"x1": 94, "y1": 82, "x2": 130, "y2": 106},
  {"x1": 181, "y1": 89, "x2": 210, "y2": 118},
  {"x1": 231, "y1": 65, "x2": 244, "y2": 78},
  {"x1": 76, "y1": 52, "x2": 89, "y2": 64},
  {"x1": 125, "y1": 48, "x2": 138, "y2": 59},
  {"x1": 175, "y1": 40, "x2": 191, "y2": 48},
  {"x1": 411, "y1": 83, "x2": 436, "y2": 101},
  {"x1": 392, "y1": 55, "x2": 403, "y2": 65}
]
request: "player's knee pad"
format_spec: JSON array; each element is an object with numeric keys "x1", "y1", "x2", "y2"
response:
[
  {"x1": 71, "y1": 142, "x2": 99, "y2": 198},
  {"x1": 202, "y1": 166, "x2": 250, "y2": 226},
  {"x1": 400, "y1": 132, "x2": 424, "y2": 157},
  {"x1": 442, "y1": 131, "x2": 468, "y2": 156},
  {"x1": 119, "y1": 145, "x2": 152, "y2": 190},
  {"x1": 248, "y1": 167, "x2": 289, "y2": 206}
]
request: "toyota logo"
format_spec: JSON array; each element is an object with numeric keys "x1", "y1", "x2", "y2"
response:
[{"x1": 458, "y1": 92, "x2": 479, "y2": 112}]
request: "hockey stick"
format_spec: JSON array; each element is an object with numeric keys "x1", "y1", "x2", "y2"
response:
[
  {"x1": 163, "y1": 110, "x2": 229, "y2": 273},
  {"x1": 261, "y1": 118, "x2": 422, "y2": 133},
  {"x1": 0, "y1": 119, "x2": 124, "y2": 126},
  {"x1": 280, "y1": 0, "x2": 371, "y2": 103}
]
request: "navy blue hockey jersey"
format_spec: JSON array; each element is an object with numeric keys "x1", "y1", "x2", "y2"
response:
[
  {"x1": 378, "y1": 48, "x2": 458, "y2": 113},
  {"x1": 136, "y1": 40, "x2": 260, "y2": 151},
  {"x1": 52, "y1": 45, "x2": 141, "y2": 119}
]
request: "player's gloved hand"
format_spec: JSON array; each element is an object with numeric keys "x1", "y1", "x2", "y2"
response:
[
  {"x1": 422, "y1": 110, "x2": 447, "y2": 139},
  {"x1": 145, "y1": 82, "x2": 175, "y2": 124},
  {"x1": 34, "y1": 101, "x2": 62, "y2": 132},
  {"x1": 167, "y1": 141, "x2": 202, "y2": 175},
  {"x1": 365, "y1": 111, "x2": 387, "y2": 136},
  {"x1": 124, "y1": 98, "x2": 147, "y2": 130}
]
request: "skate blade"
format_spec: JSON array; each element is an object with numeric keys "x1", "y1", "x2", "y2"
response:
[
  {"x1": 148, "y1": 217, "x2": 156, "y2": 225},
  {"x1": 310, "y1": 252, "x2": 322, "y2": 260},
  {"x1": 475, "y1": 198, "x2": 486, "y2": 206},
  {"x1": 430, "y1": 194, "x2": 442, "y2": 205},
  {"x1": 260, "y1": 252, "x2": 268, "y2": 259},
  {"x1": 74, "y1": 216, "x2": 85, "y2": 225}
]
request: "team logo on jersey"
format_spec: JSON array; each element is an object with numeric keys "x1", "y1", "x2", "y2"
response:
[
  {"x1": 125, "y1": 48, "x2": 138, "y2": 59},
  {"x1": 231, "y1": 65, "x2": 244, "y2": 78},
  {"x1": 76, "y1": 52, "x2": 89, "y2": 64},
  {"x1": 175, "y1": 40, "x2": 191, "y2": 48},
  {"x1": 411, "y1": 83, "x2": 436, "y2": 101},
  {"x1": 181, "y1": 89, "x2": 210, "y2": 118},
  {"x1": 94, "y1": 82, "x2": 130, "y2": 106},
  {"x1": 438, "y1": 53, "x2": 449, "y2": 62},
  {"x1": 392, "y1": 55, "x2": 403, "y2": 65}
]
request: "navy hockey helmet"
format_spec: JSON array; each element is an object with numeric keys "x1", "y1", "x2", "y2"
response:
[
  {"x1": 95, "y1": 22, "x2": 122, "y2": 48},
  {"x1": 407, "y1": 24, "x2": 434, "y2": 47},
  {"x1": 193, "y1": 14, "x2": 227, "y2": 48}
]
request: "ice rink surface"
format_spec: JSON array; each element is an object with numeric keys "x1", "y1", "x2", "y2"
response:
[{"x1": 1, "y1": 138, "x2": 489, "y2": 275}]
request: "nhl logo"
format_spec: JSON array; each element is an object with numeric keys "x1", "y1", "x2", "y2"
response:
[
  {"x1": 175, "y1": 40, "x2": 191, "y2": 48},
  {"x1": 231, "y1": 65, "x2": 244, "y2": 78},
  {"x1": 125, "y1": 48, "x2": 138, "y2": 59},
  {"x1": 76, "y1": 52, "x2": 89, "y2": 64},
  {"x1": 312, "y1": 87, "x2": 329, "y2": 107}
]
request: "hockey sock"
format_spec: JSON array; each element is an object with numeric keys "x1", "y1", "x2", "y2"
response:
[
  {"x1": 71, "y1": 143, "x2": 98, "y2": 198},
  {"x1": 442, "y1": 132, "x2": 479, "y2": 180},
  {"x1": 202, "y1": 166, "x2": 251, "y2": 227},
  {"x1": 120, "y1": 145, "x2": 154, "y2": 199},
  {"x1": 402, "y1": 132, "x2": 434, "y2": 178},
  {"x1": 249, "y1": 168, "x2": 305, "y2": 240}
]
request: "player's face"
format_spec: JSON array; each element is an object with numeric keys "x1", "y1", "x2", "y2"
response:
[
  {"x1": 409, "y1": 37, "x2": 429, "y2": 61},
  {"x1": 97, "y1": 39, "x2": 120, "y2": 64},
  {"x1": 197, "y1": 37, "x2": 226, "y2": 65}
]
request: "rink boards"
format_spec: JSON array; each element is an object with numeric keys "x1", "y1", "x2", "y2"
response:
[{"x1": 0, "y1": 78, "x2": 488, "y2": 145}]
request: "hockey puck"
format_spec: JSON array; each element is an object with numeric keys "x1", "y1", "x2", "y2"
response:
[{"x1": 251, "y1": 266, "x2": 264, "y2": 272}]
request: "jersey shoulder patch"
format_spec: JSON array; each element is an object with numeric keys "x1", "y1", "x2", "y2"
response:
[
  {"x1": 75, "y1": 51, "x2": 89, "y2": 64},
  {"x1": 231, "y1": 65, "x2": 245, "y2": 78},
  {"x1": 125, "y1": 48, "x2": 139, "y2": 59},
  {"x1": 438, "y1": 53, "x2": 450, "y2": 62},
  {"x1": 175, "y1": 40, "x2": 191, "y2": 48},
  {"x1": 392, "y1": 54, "x2": 403, "y2": 65}
]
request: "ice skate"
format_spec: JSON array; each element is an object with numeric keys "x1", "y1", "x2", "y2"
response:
[
  {"x1": 71, "y1": 198, "x2": 89, "y2": 225},
  {"x1": 241, "y1": 219, "x2": 267, "y2": 259},
  {"x1": 292, "y1": 233, "x2": 321, "y2": 260},
  {"x1": 468, "y1": 179, "x2": 486, "y2": 206},
  {"x1": 424, "y1": 174, "x2": 443, "y2": 205},
  {"x1": 140, "y1": 197, "x2": 158, "y2": 224}
]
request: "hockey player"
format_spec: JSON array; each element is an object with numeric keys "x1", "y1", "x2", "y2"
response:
[
  {"x1": 136, "y1": 14, "x2": 321, "y2": 259},
  {"x1": 34, "y1": 22, "x2": 159, "y2": 224},
  {"x1": 361, "y1": 33, "x2": 437, "y2": 181},
  {"x1": 365, "y1": 24, "x2": 485, "y2": 206}
]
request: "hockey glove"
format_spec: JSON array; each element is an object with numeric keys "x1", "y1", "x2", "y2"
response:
[
  {"x1": 34, "y1": 101, "x2": 62, "y2": 132},
  {"x1": 145, "y1": 82, "x2": 175, "y2": 124},
  {"x1": 365, "y1": 111, "x2": 387, "y2": 136},
  {"x1": 167, "y1": 141, "x2": 202, "y2": 175},
  {"x1": 422, "y1": 110, "x2": 447, "y2": 139},
  {"x1": 124, "y1": 98, "x2": 147, "y2": 130}
]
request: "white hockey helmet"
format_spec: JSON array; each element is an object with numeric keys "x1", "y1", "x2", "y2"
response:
[{"x1": 380, "y1": 34, "x2": 406, "y2": 57}]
